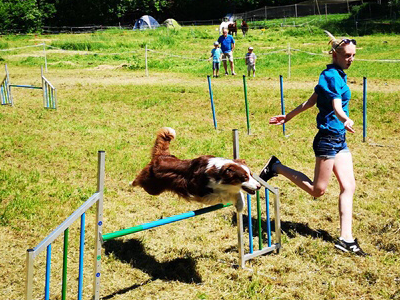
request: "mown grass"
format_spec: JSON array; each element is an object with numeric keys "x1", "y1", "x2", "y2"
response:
[{"x1": 0, "y1": 15, "x2": 399, "y2": 300}]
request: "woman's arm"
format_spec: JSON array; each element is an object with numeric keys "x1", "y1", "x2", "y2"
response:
[
  {"x1": 332, "y1": 98, "x2": 355, "y2": 133},
  {"x1": 270, "y1": 92, "x2": 317, "y2": 125}
]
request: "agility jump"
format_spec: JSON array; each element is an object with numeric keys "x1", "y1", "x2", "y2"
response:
[
  {"x1": 2, "y1": 64, "x2": 57, "y2": 109},
  {"x1": 25, "y1": 131, "x2": 281, "y2": 300}
]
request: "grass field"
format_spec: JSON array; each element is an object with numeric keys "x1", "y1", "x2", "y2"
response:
[{"x1": 1, "y1": 14, "x2": 400, "y2": 299}]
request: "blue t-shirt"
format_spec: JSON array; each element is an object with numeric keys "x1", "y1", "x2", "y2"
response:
[
  {"x1": 314, "y1": 64, "x2": 351, "y2": 135},
  {"x1": 211, "y1": 48, "x2": 223, "y2": 63},
  {"x1": 217, "y1": 35, "x2": 235, "y2": 53}
]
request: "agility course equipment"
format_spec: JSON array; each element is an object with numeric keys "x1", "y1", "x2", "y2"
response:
[
  {"x1": 103, "y1": 129, "x2": 281, "y2": 269},
  {"x1": 207, "y1": 75, "x2": 218, "y2": 130},
  {"x1": 0, "y1": 64, "x2": 12, "y2": 106},
  {"x1": 279, "y1": 75, "x2": 286, "y2": 136},
  {"x1": 232, "y1": 129, "x2": 281, "y2": 267},
  {"x1": 25, "y1": 130, "x2": 281, "y2": 299},
  {"x1": 363, "y1": 76, "x2": 367, "y2": 142},
  {"x1": 3, "y1": 64, "x2": 57, "y2": 109},
  {"x1": 25, "y1": 151, "x2": 104, "y2": 300},
  {"x1": 103, "y1": 203, "x2": 232, "y2": 241},
  {"x1": 243, "y1": 75, "x2": 251, "y2": 135}
]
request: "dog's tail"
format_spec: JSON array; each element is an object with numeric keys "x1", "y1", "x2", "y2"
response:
[{"x1": 151, "y1": 127, "x2": 176, "y2": 158}]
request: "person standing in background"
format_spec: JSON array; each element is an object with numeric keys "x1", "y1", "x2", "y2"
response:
[
  {"x1": 245, "y1": 46, "x2": 257, "y2": 77},
  {"x1": 218, "y1": 29, "x2": 236, "y2": 75}
]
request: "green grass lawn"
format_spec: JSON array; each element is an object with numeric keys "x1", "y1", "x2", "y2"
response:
[{"x1": 1, "y1": 14, "x2": 400, "y2": 300}]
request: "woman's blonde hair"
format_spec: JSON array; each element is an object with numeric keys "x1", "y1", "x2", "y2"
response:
[{"x1": 324, "y1": 30, "x2": 348, "y2": 54}]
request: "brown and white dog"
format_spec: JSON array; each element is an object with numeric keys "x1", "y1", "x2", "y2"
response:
[{"x1": 131, "y1": 127, "x2": 261, "y2": 212}]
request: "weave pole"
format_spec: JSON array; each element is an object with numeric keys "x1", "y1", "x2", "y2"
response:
[
  {"x1": 207, "y1": 75, "x2": 218, "y2": 130},
  {"x1": 25, "y1": 151, "x2": 105, "y2": 300},
  {"x1": 243, "y1": 75, "x2": 251, "y2": 135},
  {"x1": 279, "y1": 75, "x2": 286, "y2": 136},
  {"x1": 363, "y1": 77, "x2": 367, "y2": 142}
]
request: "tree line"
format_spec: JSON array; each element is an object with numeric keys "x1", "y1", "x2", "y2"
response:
[{"x1": 0, "y1": 0, "x2": 398, "y2": 33}]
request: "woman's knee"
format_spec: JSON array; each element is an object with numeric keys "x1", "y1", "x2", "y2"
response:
[
  {"x1": 313, "y1": 186, "x2": 327, "y2": 198},
  {"x1": 340, "y1": 182, "x2": 356, "y2": 195},
  {"x1": 313, "y1": 185, "x2": 328, "y2": 198}
]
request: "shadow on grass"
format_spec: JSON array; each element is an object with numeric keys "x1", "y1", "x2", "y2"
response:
[
  {"x1": 231, "y1": 212, "x2": 334, "y2": 243},
  {"x1": 102, "y1": 238, "x2": 202, "y2": 299}
]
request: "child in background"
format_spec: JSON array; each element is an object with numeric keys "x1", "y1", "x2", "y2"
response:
[
  {"x1": 210, "y1": 41, "x2": 223, "y2": 78},
  {"x1": 245, "y1": 46, "x2": 257, "y2": 77}
]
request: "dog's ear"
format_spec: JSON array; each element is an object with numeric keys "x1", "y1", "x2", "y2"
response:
[{"x1": 233, "y1": 159, "x2": 247, "y2": 165}]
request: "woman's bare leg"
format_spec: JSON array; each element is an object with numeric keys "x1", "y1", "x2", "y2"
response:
[
  {"x1": 333, "y1": 152, "x2": 356, "y2": 241},
  {"x1": 275, "y1": 157, "x2": 335, "y2": 198}
]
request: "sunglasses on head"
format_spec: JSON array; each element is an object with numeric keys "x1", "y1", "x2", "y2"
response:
[{"x1": 334, "y1": 39, "x2": 357, "y2": 50}]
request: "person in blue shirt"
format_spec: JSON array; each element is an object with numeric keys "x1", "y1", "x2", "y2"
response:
[
  {"x1": 209, "y1": 41, "x2": 223, "y2": 78},
  {"x1": 260, "y1": 31, "x2": 368, "y2": 256},
  {"x1": 217, "y1": 29, "x2": 236, "y2": 75}
]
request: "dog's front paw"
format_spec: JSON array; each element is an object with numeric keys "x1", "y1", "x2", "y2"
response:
[{"x1": 235, "y1": 192, "x2": 245, "y2": 213}]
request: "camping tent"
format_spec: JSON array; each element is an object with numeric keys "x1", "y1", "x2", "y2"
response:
[
  {"x1": 162, "y1": 18, "x2": 181, "y2": 29},
  {"x1": 223, "y1": 14, "x2": 234, "y2": 22},
  {"x1": 133, "y1": 15, "x2": 160, "y2": 30}
]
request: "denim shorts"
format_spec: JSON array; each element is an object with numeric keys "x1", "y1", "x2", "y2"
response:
[{"x1": 313, "y1": 131, "x2": 350, "y2": 159}]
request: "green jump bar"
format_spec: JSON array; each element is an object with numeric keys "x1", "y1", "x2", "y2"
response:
[
  {"x1": 9, "y1": 84, "x2": 42, "y2": 89},
  {"x1": 102, "y1": 203, "x2": 233, "y2": 241}
]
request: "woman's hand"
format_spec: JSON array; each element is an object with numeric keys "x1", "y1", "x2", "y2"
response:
[
  {"x1": 344, "y1": 118, "x2": 355, "y2": 133},
  {"x1": 269, "y1": 115, "x2": 287, "y2": 125}
]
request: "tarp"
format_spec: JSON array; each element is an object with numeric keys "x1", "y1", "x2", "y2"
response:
[
  {"x1": 133, "y1": 15, "x2": 160, "y2": 30},
  {"x1": 162, "y1": 18, "x2": 181, "y2": 29}
]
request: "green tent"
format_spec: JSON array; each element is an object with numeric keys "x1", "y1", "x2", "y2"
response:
[{"x1": 163, "y1": 18, "x2": 182, "y2": 29}]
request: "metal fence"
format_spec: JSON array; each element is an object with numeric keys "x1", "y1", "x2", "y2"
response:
[{"x1": 233, "y1": 0, "x2": 362, "y2": 21}]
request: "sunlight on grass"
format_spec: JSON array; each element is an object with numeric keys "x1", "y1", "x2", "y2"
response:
[{"x1": 1, "y1": 16, "x2": 400, "y2": 300}]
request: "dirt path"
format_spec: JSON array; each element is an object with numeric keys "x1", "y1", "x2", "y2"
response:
[{"x1": 6, "y1": 66, "x2": 400, "y2": 93}]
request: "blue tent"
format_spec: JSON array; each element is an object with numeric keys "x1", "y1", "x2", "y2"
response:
[
  {"x1": 224, "y1": 14, "x2": 234, "y2": 22},
  {"x1": 133, "y1": 15, "x2": 160, "y2": 30}
]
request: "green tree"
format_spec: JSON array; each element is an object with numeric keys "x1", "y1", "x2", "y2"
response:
[{"x1": 0, "y1": 0, "x2": 55, "y2": 33}]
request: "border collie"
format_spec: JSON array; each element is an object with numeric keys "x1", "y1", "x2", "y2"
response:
[{"x1": 131, "y1": 127, "x2": 260, "y2": 212}]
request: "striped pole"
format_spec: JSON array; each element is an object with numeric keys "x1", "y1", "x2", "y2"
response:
[
  {"x1": 103, "y1": 203, "x2": 232, "y2": 241},
  {"x1": 207, "y1": 75, "x2": 218, "y2": 130},
  {"x1": 233, "y1": 129, "x2": 245, "y2": 269},
  {"x1": 247, "y1": 194, "x2": 253, "y2": 254},
  {"x1": 279, "y1": 75, "x2": 286, "y2": 136},
  {"x1": 363, "y1": 77, "x2": 367, "y2": 142},
  {"x1": 243, "y1": 75, "x2": 251, "y2": 135},
  {"x1": 93, "y1": 151, "x2": 105, "y2": 300}
]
